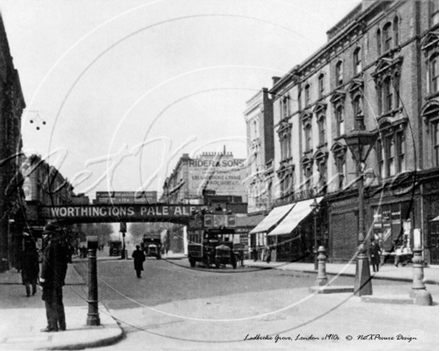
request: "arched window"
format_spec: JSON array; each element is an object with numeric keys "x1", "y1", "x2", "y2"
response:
[
  {"x1": 383, "y1": 22, "x2": 392, "y2": 52},
  {"x1": 305, "y1": 84, "x2": 310, "y2": 106},
  {"x1": 383, "y1": 77, "x2": 393, "y2": 113},
  {"x1": 318, "y1": 74, "x2": 325, "y2": 99},
  {"x1": 301, "y1": 158, "x2": 313, "y2": 193},
  {"x1": 353, "y1": 95, "x2": 363, "y2": 117},
  {"x1": 304, "y1": 123, "x2": 312, "y2": 151},
  {"x1": 318, "y1": 115, "x2": 326, "y2": 145},
  {"x1": 281, "y1": 95, "x2": 290, "y2": 118},
  {"x1": 335, "y1": 106, "x2": 345, "y2": 137},
  {"x1": 336, "y1": 61, "x2": 343, "y2": 86},
  {"x1": 394, "y1": 74, "x2": 400, "y2": 108},
  {"x1": 393, "y1": 16, "x2": 399, "y2": 47},
  {"x1": 429, "y1": 54, "x2": 439, "y2": 94},
  {"x1": 377, "y1": 29, "x2": 381, "y2": 56},
  {"x1": 379, "y1": 122, "x2": 407, "y2": 177},
  {"x1": 353, "y1": 47, "x2": 362, "y2": 75}
]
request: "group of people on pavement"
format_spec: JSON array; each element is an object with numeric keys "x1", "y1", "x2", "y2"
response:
[
  {"x1": 19, "y1": 223, "x2": 70, "y2": 333},
  {"x1": 369, "y1": 236, "x2": 413, "y2": 272}
]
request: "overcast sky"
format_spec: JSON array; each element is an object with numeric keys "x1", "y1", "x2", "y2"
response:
[{"x1": 0, "y1": 0, "x2": 360, "y2": 199}]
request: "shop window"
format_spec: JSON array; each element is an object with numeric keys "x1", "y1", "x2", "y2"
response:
[
  {"x1": 353, "y1": 47, "x2": 362, "y2": 75},
  {"x1": 372, "y1": 202, "x2": 412, "y2": 252},
  {"x1": 336, "y1": 61, "x2": 343, "y2": 86}
]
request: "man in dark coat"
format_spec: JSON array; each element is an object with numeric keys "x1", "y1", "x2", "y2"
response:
[
  {"x1": 21, "y1": 234, "x2": 40, "y2": 297},
  {"x1": 132, "y1": 245, "x2": 146, "y2": 278},
  {"x1": 369, "y1": 239, "x2": 381, "y2": 272},
  {"x1": 39, "y1": 223, "x2": 69, "y2": 332}
]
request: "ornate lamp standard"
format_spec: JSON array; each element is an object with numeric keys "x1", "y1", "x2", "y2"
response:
[
  {"x1": 342, "y1": 124, "x2": 377, "y2": 296},
  {"x1": 310, "y1": 198, "x2": 320, "y2": 270}
]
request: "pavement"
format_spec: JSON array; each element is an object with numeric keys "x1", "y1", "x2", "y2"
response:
[
  {"x1": 243, "y1": 259, "x2": 439, "y2": 285},
  {"x1": 0, "y1": 253, "x2": 437, "y2": 350}
]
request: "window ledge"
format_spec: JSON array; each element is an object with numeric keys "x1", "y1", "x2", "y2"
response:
[
  {"x1": 303, "y1": 149, "x2": 313, "y2": 156},
  {"x1": 378, "y1": 107, "x2": 403, "y2": 119},
  {"x1": 317, "y1": 142, "x2": 328, "y2": 149},
  {"x1": 425, "y1": 92, "x2": 439, "y2": 101}
]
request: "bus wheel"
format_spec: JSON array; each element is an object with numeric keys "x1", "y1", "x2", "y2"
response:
[{"x1": 189, "y1": 258, "x2": 196, "y2": 267}]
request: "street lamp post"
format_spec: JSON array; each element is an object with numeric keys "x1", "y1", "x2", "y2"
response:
[
  {"x1": 342, "y1": 125, "x2": 377, "y2": 297},
  {"x1": 310, "y1": 198, "x2": 320, "y2": 270}
]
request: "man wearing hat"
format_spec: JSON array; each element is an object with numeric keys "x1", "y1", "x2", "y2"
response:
[{"x1": 39, "y1": 223, "x2": 69, "y2": 332}]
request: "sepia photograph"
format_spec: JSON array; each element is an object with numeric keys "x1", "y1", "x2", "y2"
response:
[{"x1": 0, "y1": 0, "x2": 438, "y2": 350}]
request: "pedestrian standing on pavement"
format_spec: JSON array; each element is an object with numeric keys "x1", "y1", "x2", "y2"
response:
[
  {"x1": 39, "y1": 223, "x2": 69, "y2": 332},
  {"x1": 21, "y1": 233, "x2": 40, "y2": 297},
  {"x1": 132, "y1": 245, "x2": 146, "y2": 278},
  {"x1": 369, "y1": 239, "x2": 381, "y2": 272}
]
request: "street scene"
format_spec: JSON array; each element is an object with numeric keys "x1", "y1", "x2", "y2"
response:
[{"x1": 0, "y1": 0, "x2": 438, "y2": 350}]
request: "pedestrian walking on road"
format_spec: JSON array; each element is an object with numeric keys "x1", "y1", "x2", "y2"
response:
[
  {"x1": 39, "y1": 223, "x2": 69, "y2": 332},
  {"x1": 369, "y1": 239, "x2": 381, "y2": 272},
  {"x1": 132, "y1": 245, "x2": 146, "y2": 278},
  {"x1": 394, "y1": 244, "x2": 404, "y2": 267},
  {"x1": 21, "y1": 233, "x2": 40, "y2": 297}
]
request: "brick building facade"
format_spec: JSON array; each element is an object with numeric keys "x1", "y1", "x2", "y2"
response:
[
  {"x1": 0, "y1": 15, "x2": 26, "y2": 272},
  {"x1": 247, "y1": 0, "x2": 439, "y2": 264}
]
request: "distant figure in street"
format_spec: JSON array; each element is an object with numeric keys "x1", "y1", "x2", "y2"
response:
[
  {"x1": 265, "y1": 246, "x2": 272, "y2": 264},
  {"x1": 252, "y1": 248, "x2": 257, "y2": 262},
  {"x1": 132, "y1": 245, "x2": 146, "y2": 278},
  {"x1": 40, "y1": 223, "x2": 70, "y2": 332},
  {"x1": 21, "y1": 234, "x2": 40, "y2": 297},
  {"x1": 394, "y1": 244, "x2": 405, "y2": 267},
  {"x1": 369, "y1": 239, "x2": 381, "y2": 272}
]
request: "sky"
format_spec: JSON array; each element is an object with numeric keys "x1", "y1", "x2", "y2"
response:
[{"x1": 0, "y1": 0, "x2": 360, "y2": 199}]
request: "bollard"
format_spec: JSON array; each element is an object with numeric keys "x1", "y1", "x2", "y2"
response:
[
  {"x1": 409, "y1": 245, "x2": 432, "y2": 305},
  {"x1": 87, "y1": 236, "x2": 101, "y2": 325},
  {"x1": 315, "y1": 246, "x2": 328, "y2": 286}
]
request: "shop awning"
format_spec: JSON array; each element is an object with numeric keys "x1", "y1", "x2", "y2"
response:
[
  {"x1": 268, "y1": 197, "x2": 324, "y2": 236},
  {"x1": 431, "y1": 216, "x2": 439, "y2": 222},
  {"x1": 249, "y1": 204, "x2": 294, "y2": 234},
  {"x1": 235, "y1": 214, "x2": 266, "y2": 228}
]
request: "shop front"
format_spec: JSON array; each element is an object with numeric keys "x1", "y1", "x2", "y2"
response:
[
  {"x1": 268, "y1": 197, "x2": 324, "y2": 262},
  {"x1": 249, "y1": 204, "x2": 294, "y2": 261}
]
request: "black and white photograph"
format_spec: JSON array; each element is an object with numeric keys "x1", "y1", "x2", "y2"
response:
[{"x1": 0, "y1": 0, "x2": 438, "y2": 350}]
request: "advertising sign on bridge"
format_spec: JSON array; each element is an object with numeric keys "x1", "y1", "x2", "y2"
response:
[
  {"x1": 95, "y1": 191, "x2": 157, "y2": 204},
  {"x1": 42, "y1": 204, "x2": 202, "y2": 223}
]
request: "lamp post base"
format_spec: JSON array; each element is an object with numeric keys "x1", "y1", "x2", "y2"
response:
[{"x1": 354, "y1": 248, "x2": 372, "y2": 296}]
